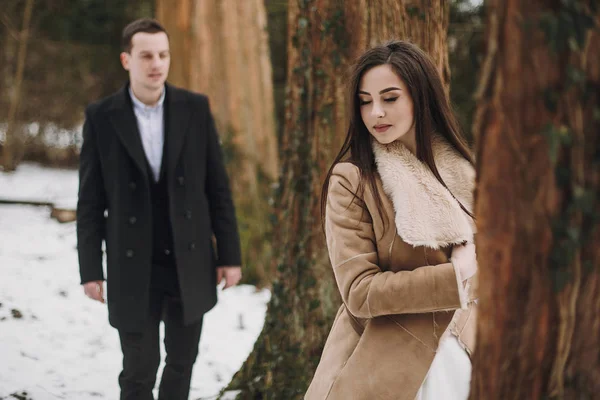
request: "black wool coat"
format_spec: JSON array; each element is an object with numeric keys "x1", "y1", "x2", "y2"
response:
[{"x1": 77, "y1": 83, "x2": 241, "y2": 332}]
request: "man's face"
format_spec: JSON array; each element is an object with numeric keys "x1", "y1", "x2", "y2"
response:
[{"x1": 120, "y1": 32, "x2": 170, "y2": 92}]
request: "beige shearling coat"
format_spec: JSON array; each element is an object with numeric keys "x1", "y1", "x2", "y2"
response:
[{"x1": 305, "y1": 135, "x2": 478, "y2": 400}]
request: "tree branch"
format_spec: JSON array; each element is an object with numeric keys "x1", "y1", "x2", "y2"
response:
[{"x1": 0, "y1": 10, "x2": 20, "y2": 41}]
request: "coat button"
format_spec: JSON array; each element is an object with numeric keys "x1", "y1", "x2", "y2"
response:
[
  {"x1": 129, "y1": 182, "x2": 137, "y2": 190},
  {"x1": 177, "y1": 176, "x2": 185, "y2": 186},
  {"x1": 184, "y1": 210, "x2": 192, "y2": 220},
  {"x1": 164, "y1": 249, "x2": 171, "y2": 255},
  {"x1": 189, "y1": 242, "x2": 196, "y2": 250},
  {"x1": 129, "y1": 216, "x2": 137, "y2": 225},
  {"x1": 125, "y1": 249, "x2": 134, "y2": 258}
]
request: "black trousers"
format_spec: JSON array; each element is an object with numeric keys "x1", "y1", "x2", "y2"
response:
[{"x1": 117, "y1": 265, "x2": 203, "y2": 400}]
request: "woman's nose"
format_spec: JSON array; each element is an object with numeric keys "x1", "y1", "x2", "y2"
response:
[{"x1": 372, "y1": 103, "x2": 385, "y2": 118}]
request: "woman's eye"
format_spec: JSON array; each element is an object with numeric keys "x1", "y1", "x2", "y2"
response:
[
  {"x1": 384, "y1": 97, "x2": 399, "y2": 103},
  {"x1": 359, "y1": 100, "x2": 372, "y2": 106}
]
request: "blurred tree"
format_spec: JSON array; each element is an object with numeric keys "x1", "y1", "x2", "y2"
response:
[
  {"x1": 155, "y1": 0, "x2": 279, "y2": 286},
  {"x1": 448, "y1": 0, "x2": 485, "y2": 142},
  {"x1": 227, "y1": 1, "x2": 452, "y2": 398},
  {"x1": 471, "y1": 1, "x2": 599, "y2": 398},
  {"x1": 2, "y1": 0, "x2": 34, "y2": 171},
  {"x1": 0, "y1": 0, "x2": 153, "y2": 168},
  {"x1": 264, "y1": 0, "x2": 288, "y2": 144},
  {"x1": 155, "y1": 0, "x2": 278, "y2": 189}
]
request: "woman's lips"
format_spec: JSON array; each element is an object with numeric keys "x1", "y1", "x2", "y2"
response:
[{"x1": 374, "y1": 125, "x2": 391, "y2": 133}]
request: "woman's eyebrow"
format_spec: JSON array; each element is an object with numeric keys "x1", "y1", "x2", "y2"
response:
[{"x1": 358, "y1": 87, "x2": 402, "y2": 95}]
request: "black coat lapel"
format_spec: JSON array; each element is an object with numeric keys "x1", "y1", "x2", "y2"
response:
[
  {"x1": 165, "y1": 84, "x2": 190, "y2": 179},
  {"x1": 109, "y1": 85, "x2": 149, "y2": 178}
]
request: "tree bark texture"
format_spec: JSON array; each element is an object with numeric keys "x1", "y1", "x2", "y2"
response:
[
  {"x1": 471, "y1": 1, "x2": 600, "y2": 398},
  {"x1": 2, "y1": 0, "x2": 34, "y2": 172},
  {"x1": 228, "y1": 1, "x2": 450, "y2": 398},
  {"x1": 156, "y1": 0, "x2": 278, "y2": 194},
  {"x1": 347, "y1": 0, "x2": 450, "y2": 94}
]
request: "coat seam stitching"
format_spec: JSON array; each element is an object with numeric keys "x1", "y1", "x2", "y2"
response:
[
  {"x1": 333, "y1": 252, "x2": 377, "y2": 269},
  {"x1": 386, "y1": 316, "x2": 435, "y2": 353}
]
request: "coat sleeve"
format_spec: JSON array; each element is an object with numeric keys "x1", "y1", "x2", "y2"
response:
[
  {"x1": 203, "y1": 97, "x2": 242, "y2": 267},
  {"x1": 325, "y1": 163, "x2": 467, "y2": 319},
  {"x1": 77, "y1": 107, "x2": 107, "y2": 284}
]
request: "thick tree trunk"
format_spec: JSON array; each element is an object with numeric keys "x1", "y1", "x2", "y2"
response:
[
  {"x1": 228, "y1": 1, "x2": 450, "y2": 398},
  {"x1": 156, "y1": 0, "x2": 278, "y2": 190},
  {"x1": 471, "y1": 1, "x2": 600, "y2": 398},
  {"x1": 2, "y1": 0, "x2": 34, "y2": 172},
  {"x1": 156, "y1": 0, "x2": 279, "y2": 285},
  {"x1": 348, "y1": 0, "x2": 450, "y2": 93}
]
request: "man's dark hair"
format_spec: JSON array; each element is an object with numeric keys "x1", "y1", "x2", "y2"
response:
[{"x1": 122, "y1": 18, "x2": 168, "y2": 53}]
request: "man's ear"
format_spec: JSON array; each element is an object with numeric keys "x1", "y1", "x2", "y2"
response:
[{"x1": 120, "y1": 52, "x2": 130, "y2": 71}]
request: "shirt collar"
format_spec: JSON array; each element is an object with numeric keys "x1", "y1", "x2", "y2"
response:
[{"x1": 129, "y1": 85, "x2": 166, "y2": 112}]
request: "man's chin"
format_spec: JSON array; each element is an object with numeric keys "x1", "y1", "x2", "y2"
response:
[{"x1": 145, "y1": 81, "x2": 165, "y2": 90}]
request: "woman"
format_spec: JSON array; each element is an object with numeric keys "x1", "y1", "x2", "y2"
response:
[{"x1": 305, "y1": 40, "x2": 479, "y2": 400}]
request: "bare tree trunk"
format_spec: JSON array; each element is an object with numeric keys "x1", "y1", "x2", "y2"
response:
[
  {"x1": 471, "y1": 1, "x2": 600, "y2": 398},
  {"x1": 156, "y1": 0, "x2": 279, "y2": 285},
  {"x1": 227, "y1": 1, "x2": 450, "y2": 398},
  {"x1": 2, "y1": 0, "x2": 34, "y2": 172},
  {"x1": 348, "y1": 0, "x2": 450, "y2": 93},
  {"x1": 156, "y1": 0, "x2": 278, "y2": 189}
]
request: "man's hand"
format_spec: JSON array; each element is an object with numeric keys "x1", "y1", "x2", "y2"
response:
[
  {"x1": 83, "y1": 280, "x2": 105, "y2": 303},
  {"x1": 216, "y1": 266, "x2": 242, "y2": 289}
]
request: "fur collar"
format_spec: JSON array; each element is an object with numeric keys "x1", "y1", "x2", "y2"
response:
[{"x1": 372, "y1": 134, "x2": 476, "y2": 250}]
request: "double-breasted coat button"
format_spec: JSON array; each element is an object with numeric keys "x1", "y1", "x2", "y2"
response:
[
  {"x1": 125, "y1": 249, "x2": 134, "y2": 258},
  {"x1": 184, "y1": 210, "x2": 192, "y2": 220},
  {"x1": 177, "y1": 176, "x2": 185, "y2": 186},
  {"x1": 129, "y1": 216, "x2": 137, "y2": 225},
  {"x1": 129, "y1": 182, "x2": 137, "y2": 190},
  {"x1": 189, "y1": 242, "x2": 196, "y2": 250}
]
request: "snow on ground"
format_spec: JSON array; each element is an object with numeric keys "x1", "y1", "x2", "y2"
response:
[
  {"x1": 0, "y1": 165, "x2": 270, "y2": 400},
  {"x1": 0, "y1": 162, "x2": 79, "y2": 210}
]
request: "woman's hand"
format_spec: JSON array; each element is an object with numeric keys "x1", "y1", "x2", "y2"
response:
[{"x1": 451, "y1": 242, "x2": 477, "y2": 281}]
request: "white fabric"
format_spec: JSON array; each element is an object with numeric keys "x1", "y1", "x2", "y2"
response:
[
  {"x1": 129, "y1": 87, "x2": 166, "y2": 182},
  {"x1": 415, "y1": 335, "x2": 472, "y2": 400}
]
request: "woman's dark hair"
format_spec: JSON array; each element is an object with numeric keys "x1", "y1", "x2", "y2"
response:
[
  {"x1": 320, "y1": 40, "x2": 475, "y2": 230},
  {"x1": 122, "y1": 18, "x2": 169, "y2": 53}
]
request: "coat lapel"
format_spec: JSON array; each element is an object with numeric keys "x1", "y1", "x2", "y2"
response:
[
  {"x1": 165, "y1": 84, "x2": 191, "y2": 180},
  {"x1": 372, "y1": 134, "x2": 476, "y2": 249},
  {"x1": 109, "y1": 85, "x2": 149, "y2": 178}
]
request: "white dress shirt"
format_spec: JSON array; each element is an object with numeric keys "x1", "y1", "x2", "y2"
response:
[{"x1": 129, "y1": 87, "x2": 166, "y2": 182}]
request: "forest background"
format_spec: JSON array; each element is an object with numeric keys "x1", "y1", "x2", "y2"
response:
[{"x1": 2, "y1": 1, "x2": 599, "y2": 399}]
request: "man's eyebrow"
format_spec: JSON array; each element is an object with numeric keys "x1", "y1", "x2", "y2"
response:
[{"x1": 138, "y1": 50, "x2": 169, "y2": 55}]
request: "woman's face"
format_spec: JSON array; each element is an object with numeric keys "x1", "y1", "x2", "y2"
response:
[{"x1": 358, "y1": 64, "x2": 416, "y2": 149}]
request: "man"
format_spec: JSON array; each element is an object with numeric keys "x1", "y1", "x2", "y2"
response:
[{"x1": 77, "y1": 18, "x2": 242, "y2": 400}]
